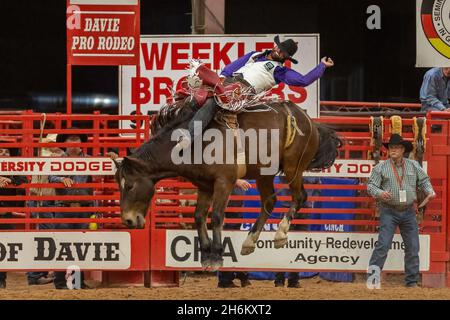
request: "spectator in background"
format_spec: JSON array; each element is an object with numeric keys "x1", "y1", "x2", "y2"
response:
[
  {"x1": 367, "y1": 134, "x2": 436, "y2": 287},
  {"x1": 217, "y1": 179, "x2": 252, "y2": 288},
  {"x1": 0, "y1": 147, "x2": 28, "y2": 289},
  {"x1": 49, "y1": 130, "x2": 93, "y2": 289},
  {"x1": 26, "y1": 135, "x2": 64, "y2": 286},
  {"x1": 420, "y1": 67, "x2": 450, "y2": 112}
]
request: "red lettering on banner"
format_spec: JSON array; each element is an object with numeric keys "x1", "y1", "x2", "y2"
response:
[
  {"x1": 51, "y1": 162, "x2": 61, "y2": 171},
  {"x1": 103, "y1": 162, "x2": 113, "y2": 171},
  {"x1": 213, "y1": 42, "x2": 234, "y2": 70},
  {"x1": 142, "y1": 43, "x2": 168, "y2": 70},
  {"x1": 176, "y1": 76, "x2": 188, "y2": 90},
  {"x1": 132, "y1": 77, "x2": 151, "y2": 104},
  {"x1": 348, "y1": 164, "x2": 358, "y2": 174},
  {"x1": 37, "y1": 162, "x2": 45, "y2": 171},
  {"x1": 8, "y1": 163, "x2": 14, "y2": 172},
  {"x1": 237, "y1": 42, "x2": 245, "y2": 58},
  {"x1": 268, "y1": 83, "x2": 285, "y2": 100},
  {"x1": 77, "y1": 162, "x2": 87, "y2": 171},
  {"x1": 334, "y1": 163, "x2": 343, "y2": 173},
  {"x1": 255, "y1": 42, "x2": 273, "y2": 52},
  {"x1": 192, "y1": 43, "x2": 211, "y2": 68},
  {"x1": 64, "y1": 162, "x2": 74, "y2": 171},
  {"x1": 171, "y1": 43, "x2": 190, "y2": 70},
  {"x1": 288, "y1": 86, "x2": 307, "y2": 103},
  {"x1": 154, "y1": 77, "x2": 173, "y2": 104},
  {"x1": 360, "y1": 164, "x2": 372, "y2": 174}
]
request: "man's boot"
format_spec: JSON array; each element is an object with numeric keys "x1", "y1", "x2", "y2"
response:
[{"x1": 194, "y1": 64, "x2": 241, "y2": 105}]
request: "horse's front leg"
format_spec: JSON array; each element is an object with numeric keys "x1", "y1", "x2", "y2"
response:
[
  {"x1": 194, "y1": 189, "x2": 213, "y2": 269},
  {"x1": 209, "y1": 178, "x2": 234, "y2": 271},
  {"x1": 241, "y1": 176, "x2": 276, "y2": 255}
]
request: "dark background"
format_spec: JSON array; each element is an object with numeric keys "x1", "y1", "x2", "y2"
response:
[{"x1": 0, "y1": 0, "x2": 422, "y2": 113}]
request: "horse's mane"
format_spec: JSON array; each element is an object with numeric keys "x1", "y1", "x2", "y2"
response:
[{"x1": 132, "y1": 99, "x2": 197, "y2": 160}]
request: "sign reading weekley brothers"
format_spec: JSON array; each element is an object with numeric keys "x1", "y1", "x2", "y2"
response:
[
  {"x1": 166, "y1": 230, "x2": 430, "y2": 271},
  {"x1": 0, "y1": 232, "x2": 130, "y2": 269}
]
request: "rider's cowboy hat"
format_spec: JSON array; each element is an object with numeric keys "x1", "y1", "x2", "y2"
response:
[
  {"x1": 274, "y1": 35, "x2": 298, "y2": 64},
  {"x1": 56, "y1": 128, "x2": 88, "y2": 144},
  {"x1": 383, "y1": 134, "x2": 413, "y2": 153}
]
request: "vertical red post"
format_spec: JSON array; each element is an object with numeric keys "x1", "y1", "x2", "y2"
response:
[{"x1": 67, "y1": 64, "x2": 72, "y2": 115}]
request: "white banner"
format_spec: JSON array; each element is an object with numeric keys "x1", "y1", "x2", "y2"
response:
[
  {"x1": 416, "y1": 0, "x2": 450, "y2": 67},
  {"x1": 0, "y1": 158, "x2": 427, "y2": 178},
  {"x1": 0, "y1": 232, "x2": 131, "y2": 269},
  {"x1": 119, "y1": 34, "x2": 320, "y2": 131},
  {"x1": 304, "y1": 159, "x2": 427, "y2": 178},
  {"x1": 166, "y1": 230, "x2": 430, "y2": 271},
  {"x1": 0, "y1": 157, "x2": 115, "y2": 175}
]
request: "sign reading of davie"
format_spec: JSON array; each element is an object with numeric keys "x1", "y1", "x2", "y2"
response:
[
  {"x1": 165, "y1": 230, "x2": 430, "y2": 271},
  {"x1": 119, "y1": 34, "x2": 320, "y2": 130},
  {"x1": 66, "y1": 0, "x2": 140, "y2": 65},
  {"x1": 0, "y1": 232, "x2": 131, "y2": 269}
]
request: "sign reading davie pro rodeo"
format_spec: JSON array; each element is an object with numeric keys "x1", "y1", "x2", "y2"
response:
[
  {"x1": 166, "y1": 231, "x2": 430, "y2": 271},
  {"x1": 66, "y1": 0, "x2": 140, "y2": 65},
  {"x1": 417, "y1": 0, "x2": 450, "y2": 66},
  {"x1": 119, "y1": 34, "x2": 320, "y2": 130}
]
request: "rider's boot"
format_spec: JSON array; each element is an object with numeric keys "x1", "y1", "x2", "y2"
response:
[{"x1": 196, "y1": 64, "x2": 241, "y2": 104}]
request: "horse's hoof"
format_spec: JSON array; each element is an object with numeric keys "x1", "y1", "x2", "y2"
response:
[
  {"x1": 209, "y1": 263, "x2": 222, "y2": 272},
  {"x1": 201, "y1": 262, "x2": 211, "y2": 271},
  {"x1": 201, "y1": 257, "x2": 212, "y2": 270},
  {"x1": 274, "y1": 232, "x2": 288, "y2": 248},
  {"x1": 208, "y1": 254, "x2": 223, "y2": 271},
  {"x1": 240, "y1": 245, "x2": 256, "y2": 256}
]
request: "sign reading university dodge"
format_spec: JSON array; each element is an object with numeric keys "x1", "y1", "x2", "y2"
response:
[
  {"x1": 166, "y1": 230, "x2": 430, "y2": 271},
  {"x1": 0, "y1": 232, "x2": 131, "y2": 269},
  {"x1": 0, "y1": 158, "x2": 427, "y2": 177},
  {"x1": 417, "y1": 0, "x2": 450, "y2": 66},
  {"x1": 0, "y1": 158, "x2": 115, "y2": 175},
  {"x1": 66, "y1": 0, "x2": 140, "y2": 65}
]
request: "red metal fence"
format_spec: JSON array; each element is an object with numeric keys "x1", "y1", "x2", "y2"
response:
[{"x1": 0, "y1": 108, "x2": 448, "y2": 287}]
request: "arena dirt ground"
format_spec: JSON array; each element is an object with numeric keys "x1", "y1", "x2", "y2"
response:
[{"x1": 1, "y1": 272, "x2": 450, "y2": 300}]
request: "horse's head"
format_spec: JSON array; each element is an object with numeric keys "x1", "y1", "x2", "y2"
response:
[{"x1": 114, "y1": 157, "x2": 155, "y2": 229}]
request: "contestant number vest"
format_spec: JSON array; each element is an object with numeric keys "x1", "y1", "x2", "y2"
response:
[{"x1": 235, "y1": 52, "x2": 282, "y2": 93}]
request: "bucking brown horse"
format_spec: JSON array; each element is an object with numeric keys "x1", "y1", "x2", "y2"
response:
[{"x1": 114, "y1": 99, "x2": 341, "y2": 271}]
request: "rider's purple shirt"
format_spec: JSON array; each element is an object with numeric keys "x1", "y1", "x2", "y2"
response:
[{"x1": 220, "y1": 50, "x2": 326, "y2": 87}]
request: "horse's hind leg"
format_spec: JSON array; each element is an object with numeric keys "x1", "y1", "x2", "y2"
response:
[
  {"x1": 274, "y1": 174, "x2": 306, "y2": 248},
  {"x1": 194, "y1": 189, "x2": 213, "y2": 269},
  {"x1": 209, "y1": 178, "x2": 235, "y2": 271},
  {"x1": 241, "y1": 176, "x2": 276, "y2": 255}
]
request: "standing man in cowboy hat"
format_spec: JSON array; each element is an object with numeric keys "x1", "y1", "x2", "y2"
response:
[
  {"x1": 49, "y1": 129, "x2": 92, "y2": 289},
  {"x1": 175, "y1": 35, "x2": 334, "y2": 150},
  {"x1": 367, "y1": 134, "x2": 436, "y2": 288}
]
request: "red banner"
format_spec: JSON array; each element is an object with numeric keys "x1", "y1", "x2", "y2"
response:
[{"x1": 66, "y1": 0, "x2": 140, "y2": 65}]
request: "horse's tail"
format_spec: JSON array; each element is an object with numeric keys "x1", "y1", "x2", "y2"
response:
[{"x1": 307, "y1": 123, "x2": 342, "y2": 170}]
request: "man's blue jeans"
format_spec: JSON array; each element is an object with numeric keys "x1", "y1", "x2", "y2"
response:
[
  {"x1": 369, "y1": 206, "x2": 420, "y2": 285},
  {"x1": 27, "y1": 200, "x2": 54, "y2": 284}
]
